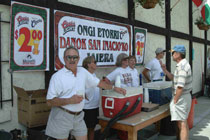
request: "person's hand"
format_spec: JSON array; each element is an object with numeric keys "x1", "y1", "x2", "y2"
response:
[
  {"x1": 114, "y1": 87, "x2": 126, "y2": 95},
  {"x1": 85, "y1": 94, "x2": 89, "y2": 101},
  {"x1": 159, "y1": 60, "x2": 163, "y2": 65},
  {"x1": 173, "y1": 97, "x2": 179, "y2": 104},
  {"x1": 161, "y1": 63, "x2": 167, "y2": 71},
  {"x1": 159, "y1": 60, "x2": 167, "y2": 72},
  {"x1": 69, "y1": 95, "x2": 84, "y2": 104}
]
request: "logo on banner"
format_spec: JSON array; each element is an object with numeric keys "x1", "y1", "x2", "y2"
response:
[
  {"x1": 17, "y1": 16, "x2": 29, "y2": 27},
  {"x1": 61, "y1": 20, "x2": 75, "y2": 35},
  {"x1": 23, "y1": 54, "x2": 35, "y2": 64},
  {"x1": 120, "y1": 29, "x2": 128, "y2": 39},
  {"x1": 31, "y1": 18, "x2": 42, "y2": 28}
]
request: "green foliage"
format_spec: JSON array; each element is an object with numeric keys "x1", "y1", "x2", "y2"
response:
[
  {"x1": 158, "y1": 0, "x2": 164, "y2": 10},
  {"x1": 134, "y1": 0, "x2": 164, "y2": 11},
  {"x1": 135, "y1": 0, "x2": 164, "y2": 7},
  {"x1": 194, "y1": 17, "x2": 207, "y2": 25},
  {"x1": 137, "y1": 0, "x2": 147, "y2": 6}
]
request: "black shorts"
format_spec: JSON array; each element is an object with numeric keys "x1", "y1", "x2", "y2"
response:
[{"x1": 83, "y1": 108, "x2": 99, "y2": 128}]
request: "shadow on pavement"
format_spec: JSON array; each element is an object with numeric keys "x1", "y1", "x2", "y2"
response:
[{"x1": 191, "y1": 135, "x2": 210, "y2": 140}]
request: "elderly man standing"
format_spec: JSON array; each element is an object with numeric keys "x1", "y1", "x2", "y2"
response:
[
  {"x1": 45, "y1": 47, "x2": 126, "y2": 140},
  {"x1": 142, "y1": 48, "x2": 166, "y2": 82},
  {"x1": 161, "y1": 45, "x2": 192, "y2": 140}
]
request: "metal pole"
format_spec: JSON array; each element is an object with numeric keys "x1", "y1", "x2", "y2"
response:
[{"x1": 0, "y1": 13, "x2": 2, "y2": 108}]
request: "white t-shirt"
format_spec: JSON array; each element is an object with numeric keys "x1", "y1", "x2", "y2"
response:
[
  {"x1": 145, "y1": 58, "x2": 164, "y2": 81},
  {"x1": 106, "y1": 67, "x2": 132, "y2": 88},
  {"x1": 47, "y1": 67, "x2": 100, "y2": 112},
  {"x1": 84, "y1": 73, "x2": 100, "y2": 109},
  {"x1": 127, "y1": 66, "x2": 139, "y2": 87}
]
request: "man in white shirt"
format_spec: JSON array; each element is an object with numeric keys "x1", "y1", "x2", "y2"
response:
[
  {"x1": 142, "y1": 48, "x2": 166, "y2": 82},
  {"x1": 127, "y1": 55, "x2": 139, "y2": 87},
  {"x1": 45, "y1": 47, "x2": 126, "y2": 140}
]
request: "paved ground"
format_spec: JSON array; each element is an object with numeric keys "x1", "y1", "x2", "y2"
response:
[
  {"x1": 158, "y1": 96, "x2": 210, "y2": 140},
  {"x1": 188, "y1": 96, "x2": 210, "y2": 140}
]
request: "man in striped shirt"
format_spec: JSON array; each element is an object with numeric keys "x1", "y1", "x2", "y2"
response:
[{"x1": 161, "y1": 45, "x2": 192, "y2": 140}]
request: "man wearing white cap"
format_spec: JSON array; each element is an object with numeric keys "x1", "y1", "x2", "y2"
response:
[
  {"x1": 142, "y1": 48, "x2": 166, "y2": 82},
  {"x1": 161, "y1": 45, "x2": 192, "y2": 140}
]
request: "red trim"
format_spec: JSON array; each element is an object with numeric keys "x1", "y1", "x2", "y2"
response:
[
  {"x1": 201, "y1": 6, "x2": 206, "y2": 21},
  {"x1": 192, "y1": 0, "x2": 203, "y2": 7}
]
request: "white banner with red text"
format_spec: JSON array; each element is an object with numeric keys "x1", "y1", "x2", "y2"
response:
[{"x1": 54, "y1": 10, "x2": 132, "y2": 70}]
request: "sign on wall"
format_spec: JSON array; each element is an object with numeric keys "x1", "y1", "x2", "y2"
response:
[
  {"x1": 10, "y1": 2, "x2": 49, "y2": 71},
  {"x1": 134, "y1": 27, "x2": 147, "y2": 65},
  {"x1": 54, "y1": 10, "x2": 132, "y2": 70}
]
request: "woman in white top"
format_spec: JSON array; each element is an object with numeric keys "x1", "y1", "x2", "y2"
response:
[
  {"x1": 127, "y1": 55, "x2": 139, "y2": 87},
  {"x1": 105, "y1": 53, "x2": 132, "y2": 88},
  {"x1": 82, "y1": 56, "x2": 100, "y2": 140}
]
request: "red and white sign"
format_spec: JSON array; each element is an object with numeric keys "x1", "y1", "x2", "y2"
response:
[
  {"x1": 14, "y1": 13, "x2": 44, "y2": 66},
  {"x1": 54, "y1": 10, "x2": 132, "y2": 69},
  {"x1": 10, "y1": 2, "x2": 49, "y2": 71},
  {"x1": 134, "y1": 27, "x2": 147, "y2": 65}
]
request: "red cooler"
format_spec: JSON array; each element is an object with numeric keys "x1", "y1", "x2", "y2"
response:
[{"x1": 102, "y1": 87, "x2": 143, "y2": 118}]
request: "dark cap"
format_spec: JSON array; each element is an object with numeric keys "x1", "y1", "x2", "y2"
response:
[{"x1": 155, "y1": 48, "x2": 166, "y2": 54}]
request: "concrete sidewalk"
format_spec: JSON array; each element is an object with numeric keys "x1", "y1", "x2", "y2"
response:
[
  {"x1": 158, "y1": 96, "x2": 210, "y2": 140},
  {"x1": 189, "y1": 96, "x2": 210, "y2": 140}
]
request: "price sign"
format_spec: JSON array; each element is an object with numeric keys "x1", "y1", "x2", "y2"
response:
[
  {"x1": 13, "y1": 13, "x2": 44, "y2": 66},
  {"x1": 15, "y1": 28, "x2": 42, "y2": 53},
  {"x1": 10, "y1": 2, "x2": 49, "y2": 71},
  {"x1": 134, "y1": 27, "x2": 147, "y2": 65}
]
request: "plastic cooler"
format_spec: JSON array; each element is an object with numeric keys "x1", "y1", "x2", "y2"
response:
[
  {"x1": 102, "y1": 87, "x2": 143, "y2": 118},
  {"x1": 143, "y1": 81, "x2": 172, "y2": 105}
]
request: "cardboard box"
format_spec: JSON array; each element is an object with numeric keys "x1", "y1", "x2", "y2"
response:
[{"x1": 14, "y1": 86, "x2": 51, "y2": 128}]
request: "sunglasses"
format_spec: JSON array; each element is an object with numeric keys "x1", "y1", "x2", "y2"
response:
[{"x1": 66, "y1": 55, "x2": 79, "y2": 61}]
